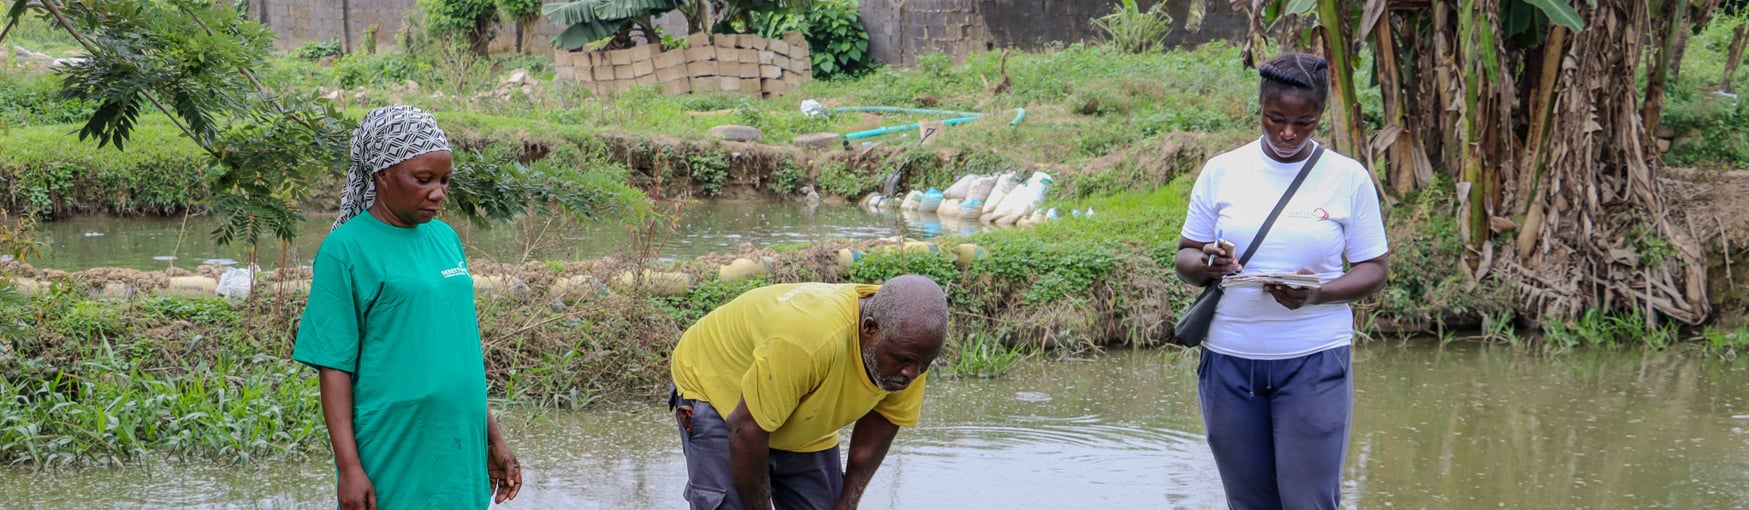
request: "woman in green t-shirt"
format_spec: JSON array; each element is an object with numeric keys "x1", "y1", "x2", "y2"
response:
[{"x1": 294, "y1": 105, "x2": 522, "y2": 509}]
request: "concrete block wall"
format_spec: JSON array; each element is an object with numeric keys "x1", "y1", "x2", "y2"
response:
[
  {"x1": 553, "y1": 32, "x2": 812, "y2": 97},
  {"x1": 251, "y1": 0, "x2": 678, "y2": 55},
  {"x1": 859, "y1": 0, "x2": 1249, "y2": 66}
]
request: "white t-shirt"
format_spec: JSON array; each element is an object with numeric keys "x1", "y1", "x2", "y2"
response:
[{"x1": 1180, "y1": 139, "x2": 1389, "y2": 360}]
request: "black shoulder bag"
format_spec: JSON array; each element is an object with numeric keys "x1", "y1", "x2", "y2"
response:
[{"x1": 1172, "y1": 147, "x2": 1325, "y2": 347}]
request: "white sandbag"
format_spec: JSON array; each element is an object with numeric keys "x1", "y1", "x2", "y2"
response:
[
  {"x1": 982, "y1": 172, "x2": 1021, "y2": 216},
  {"x1": 965, "y1": 175, "x2": 998, "y2": 203},
  {"x1": 995, "y1": 172, "x2": 1057, "y2": 223},
  {"x1": 991, "y1": 179, "x2": 1038, "y2": 220},
  {"x1": 959, "y1": 198, "x2": 984, "y2": 219},
  {"x1": 900, "y1": 190, "x2": 924, "y2": 210},
  {"x1": 942, "y1": 174, "x2": 977, "y2": 199},
  {"x1": 936, "y1": 198, "x2": 962, "y2": 216}
]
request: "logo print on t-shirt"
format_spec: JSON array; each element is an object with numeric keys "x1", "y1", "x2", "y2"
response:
[
  {"x1": 1288, "y1": 208, "x2": 1333, "y2": 221},
  {"x1": 440, "y1": 260, "x2": 469, "y2": 279}
]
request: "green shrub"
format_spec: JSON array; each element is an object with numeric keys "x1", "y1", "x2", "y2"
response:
[
  {"x1": 416, "y1": 0, "x2": 500, "y2": 51},
  {"x1": 847, "y1": 249, "x2": 961, "y2": 287},
  {"x1": 0, "y1": 115, "x2": 213, "y2": 217},
  {"x1": 816, "y1": 161, "x2": 882, "y2": 198},
  {"x1": 140, "y1": 296, "x2": 240, "y2": 325},
  {"x1": 753, "y1": 0, "x2": 870, "y2": 78},
  {"x1": 332, "y1": 52, "x2": 432, "y2": 88},
  {"x1": 0, "y1": 73, "x2": 96, "y2": 127},
  {"x1": 1543, "y1": 308, "x2": 1680, "y2": 350},
  {"x1": 51, "y1": 301, "x2": 126, "y2": 340},
  {"x1": 1092, "y1": 0, "x2": 1173, "y2": 54},
  {"x1": 769, "y1": 162, "x2": 804, "y2": 195},
  {"x1": 294, "y1": 39, "x2": 343, "y2": 60},
  {"x1": 1661, "y1": 92, "x2": 1749, "y2": 169}
]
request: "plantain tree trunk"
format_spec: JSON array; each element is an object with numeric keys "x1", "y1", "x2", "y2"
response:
[
  {"x1": 1643, "y1": 0, "x2": 1690, "y2": 140},
  {"x1": 1518, "y1": 0, "x2": 1710, "y2": 325}
]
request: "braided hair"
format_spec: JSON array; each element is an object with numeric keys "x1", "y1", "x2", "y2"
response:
[{"x1": 1258, "y1": 52, "x2": 1331, "y2": 113}]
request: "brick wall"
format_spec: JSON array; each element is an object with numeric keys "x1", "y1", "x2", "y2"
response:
[{"x1": 859, "y1": 0, "x2": 1248, "y2": 66}]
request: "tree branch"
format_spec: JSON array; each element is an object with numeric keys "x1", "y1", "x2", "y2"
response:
[{"x1": 36, "y1": 0, "x2": 223, "y2": 161}]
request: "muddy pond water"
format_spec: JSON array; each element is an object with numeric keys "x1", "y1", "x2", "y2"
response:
[
  {"x1": 31, "y1": 204, "x2": 993, "y2": 271},
  {"x1": 3, "y1": 342, "x2": 1745, "y2": 509}
]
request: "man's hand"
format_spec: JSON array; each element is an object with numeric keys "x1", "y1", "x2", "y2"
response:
[
  {"x1": 487, "y1": 414, "x2": 522, "y2": 504},
  {"x1": 337, "y1": 466, "x2": 376, "y2": 510}
]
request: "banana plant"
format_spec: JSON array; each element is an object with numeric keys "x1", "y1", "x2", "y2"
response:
[{"x1": 544, "y1": 0, "x2": 683, "y2": 50}]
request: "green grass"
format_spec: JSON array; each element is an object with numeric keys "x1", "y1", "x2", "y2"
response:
[
  {"x1": 940, "y1": 328, "x2": 1034, "y2": 378},
  {"x1": 1699, "y1": 324, "x2": 1749, "y2": 358},
  {"x1": 0, "y1": 115, "x2": 213, "y2": 217},
  {"x1": 1544, "y1": 307, "x2": 1682, "y2": 351}
]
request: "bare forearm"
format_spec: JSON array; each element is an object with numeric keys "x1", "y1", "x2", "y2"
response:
[
  {"x1": 1311, "y1": 257, "x2": 1390, "y2": 305},
  {"x1": 727, "y1": 402, "x2": 773, "y2": 510},
  {"x1": 1175, "y1": 247, "x2": 1215, "y2": 287},
  {"x1": 836, "y1": 413, "x2": 900, "y2": 510},
  {"x1": 317, "y1": 368, "x2": 363, "y2": 472},
  {"x1": 487, "y1": 411, "x2": 504, "y2": 446}
]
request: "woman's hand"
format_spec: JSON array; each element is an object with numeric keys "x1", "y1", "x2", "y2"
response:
[
  {"x1": 1263, "y1": 269, "x2": 1320, "y2": 310},
  {"x1": 1175, "y1": 237, "x2": 1241, "y2": 287},
  {"x1": 1201, "y1": 240, "x2": 1241, "y2": 280},
  {"x1": 337, "y1": 467, "x2": 377, "y2": 510},
  {"x1": 487, "y1": 416, "x2": 522, "y2": 504}
]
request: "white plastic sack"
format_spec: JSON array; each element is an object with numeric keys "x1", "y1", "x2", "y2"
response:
[
  {"x1": 216, "y1": 267, "x2": 255, "y2": 298},
  {"x1": 937, "y1": 198, "x2": 962, "y2": 216},
  {"x1": 965, "y1": 175, "x2": 998, "y2": 203},
  {"x1": 982, "y1": 173, "x2": 1021, "y2": 216},
  {"x1": 942, "y1": 175, "x2": 977, "y2": 199}
]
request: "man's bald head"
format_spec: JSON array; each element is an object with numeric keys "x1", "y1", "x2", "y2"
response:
[
  {"x1": 859, "y1": 275, "x2": 948, "y2": 391},
  {"x1": 868, "y1": 274, "x2": 949, "y2": 348}
]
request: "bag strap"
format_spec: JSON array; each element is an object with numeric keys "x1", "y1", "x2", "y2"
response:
[{"x1": 1236, "y1": 146, "x2": 1324, "y2": 266}]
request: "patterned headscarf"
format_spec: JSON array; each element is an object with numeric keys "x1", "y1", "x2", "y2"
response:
[{"x1": 333, "y1": 104, "x2": 451, "y2": 231}]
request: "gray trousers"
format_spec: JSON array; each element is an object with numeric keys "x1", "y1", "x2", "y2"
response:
[
  {"x1": 1197, "y1": 346, "x2": 1353, "y2": 510},
  {"x1": 671, "y1": 390, "x2": 844, "y2": 510}
]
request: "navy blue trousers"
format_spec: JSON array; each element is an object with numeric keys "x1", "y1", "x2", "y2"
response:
[{"x1": 1197, "y1": 346, "x2": 1353, "y2": 510}]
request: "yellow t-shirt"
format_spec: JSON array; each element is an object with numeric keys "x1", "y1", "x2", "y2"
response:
[{"x1": 671, "y1": 283, "x2": 929, "y2": 452}]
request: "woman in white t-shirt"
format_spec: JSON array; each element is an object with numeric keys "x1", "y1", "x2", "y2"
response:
[{"x1": 1174, "y1": 52, "x2": 1390, "y2": 510}]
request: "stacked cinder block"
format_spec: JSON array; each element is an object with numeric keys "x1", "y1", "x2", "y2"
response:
[{"x1": 553, "y1": 31, "x2": 813, "y2": 97}]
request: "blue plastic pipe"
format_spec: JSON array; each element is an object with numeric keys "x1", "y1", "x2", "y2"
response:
[
  {"x1": 844, "y1": 116, "x2": 983, "y2": 141},
  {"x1": 831, "y1": 106, "x2": 985, "y2": 117}
]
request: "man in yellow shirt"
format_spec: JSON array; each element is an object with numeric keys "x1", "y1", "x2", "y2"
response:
[{"x1": 669, "y1": 274, "x2": 949, "y2": 510}]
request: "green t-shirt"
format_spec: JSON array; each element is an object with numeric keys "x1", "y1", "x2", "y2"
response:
[{"x1": 293, "y1": 214, "x2": 489, "y2": 509}]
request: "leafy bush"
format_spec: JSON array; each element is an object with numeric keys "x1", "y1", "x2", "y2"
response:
[
  {"x1": 0, "y1": 73, "x2": 96, "y2": 127},
  {"x1": 769, "y1": 161, "x2": 804, "y2": 195},
  {"x1": 294, "y1": 39, "x2": 343, "y2": 60},
  {"x1": 816, "y1": 161, "x2": 884, "y2": 198},
  {"x1": 416, "y1": 0, "x2": 500, "y2": 52},
  {"x1": 0, "y1": 116, "x2": 213, "y2": 217},
  {"x1": 969, "y1": 237, "x2": 1116, "y2": 305},
  {"x1": 1092, "y1": 0, "x2": 1173, "y2": 54},
  {"x1": 847, "y1": 249, "x2": 961, "y2": 286},
  {"x1": 1661, "y1": 92, "x2": 1749, "y2": 169},
  {"x1": 754, "y1": 0, "x2": 870, "y2": 78},
  {"x1": 140, "y1": 296, "x2": 240, "y2": 325},
  {"x1": 332, "y1": 52, "x2": 432, "y2": 88}
]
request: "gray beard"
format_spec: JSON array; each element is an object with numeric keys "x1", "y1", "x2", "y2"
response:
[{"x1": 862, "y1": 346, "x2": 882, "y2": 388}]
